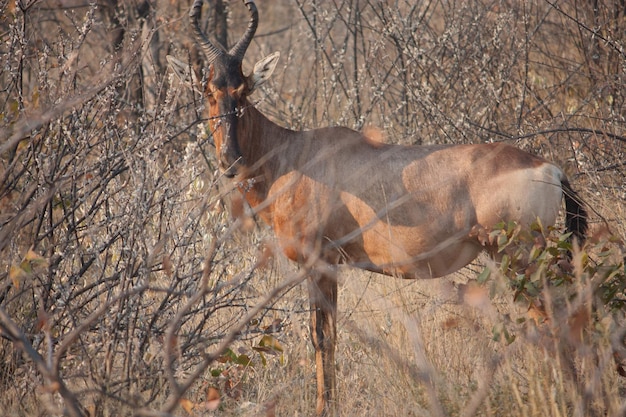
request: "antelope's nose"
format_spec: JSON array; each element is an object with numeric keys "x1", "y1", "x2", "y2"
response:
[
  {"x1": 219, "y1": 146, "x2": 244, "y2": 178},
  {"x1": 218, "y1": 116, "x2": 245, "y2": 177}
]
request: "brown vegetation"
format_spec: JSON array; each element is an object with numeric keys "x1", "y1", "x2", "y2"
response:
[{"x1": 1, "y1": 1, "x2": 625, "y2": 416}]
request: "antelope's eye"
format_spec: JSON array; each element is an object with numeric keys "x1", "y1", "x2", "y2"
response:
[{"x1": 206, "y1": 91, "x2": 216, "y2": 104}]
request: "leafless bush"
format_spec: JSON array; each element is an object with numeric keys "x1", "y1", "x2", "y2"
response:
[
  {"x1": 1, "y1": 1, "x2": 624, "y2": 416},
  {"x1": 277, "y1": 0, "x2": 626, "y2": 242},
  {"x1": 0, "y1": 2, "x2": 296, "y2": 416}
]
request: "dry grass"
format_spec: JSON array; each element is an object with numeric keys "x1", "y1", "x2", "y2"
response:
[
  {"x1": 232, "y1": 256, "x2": 625, "y2": 417},
  {"x1": 1, "y1": 0, "x2": 625, "y2": 416}
]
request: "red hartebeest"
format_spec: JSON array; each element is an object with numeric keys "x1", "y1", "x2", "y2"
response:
[{"x1": 187, "y1": 1, "x2": 587, "y2": 415}]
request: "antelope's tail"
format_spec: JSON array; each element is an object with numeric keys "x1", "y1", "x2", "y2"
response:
[{"x1": 562, "y1": 178, "x2": 588, "y2": 245}]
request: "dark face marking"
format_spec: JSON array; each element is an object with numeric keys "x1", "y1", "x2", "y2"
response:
[{"x1": 206, "y1": 59, "x2": 250, "y2": 177}]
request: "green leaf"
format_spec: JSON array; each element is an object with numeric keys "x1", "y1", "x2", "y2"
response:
[
  {"x1": 502, "y1": 327, "x2": 516, "y2": 345},
  {"x1": 217, "y1": 348, "x2": 238, "y2": 364},
  {"x1": 258, "y1": 335, "x2": 283, "y2": 352},
  {"x1": 19, "y1": 260, "x2": 32, "y2": 274},
  {"x1": 492, "y1": 323, "x2": 516, "y2": 345},
  {"x1": 233, "y1": 354, "x2": 252, "y2": 367},
  {"x1": 531, "y1": 217, "x2": 545, "y2": 233},
  {"x1": 497, "y1": 232, "x2": 508, "y2": 249},
  {"x1": 500, "y1": 254, "x2": 510, "y2": 272},
  {"x1": 530, "y1": 263, "x2": 546, "y2": 283},
  {"x1": 477, "y1": 268, "x2": 490, "y2": 284}
]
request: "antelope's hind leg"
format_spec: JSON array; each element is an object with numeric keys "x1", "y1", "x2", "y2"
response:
[{"x1": 307, "y1": 270, "x2": 338, "y2": 417}]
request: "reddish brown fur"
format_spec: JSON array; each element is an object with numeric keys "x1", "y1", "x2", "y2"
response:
[
  {"x1": 226, "y1": 104, "x2": 566, "y2": 277},
  {"x1": 210, "y1": 103, "x2": 583, "y2": 417},
  {"x1": 189, "y1": 1, "x2": 587, "y2": 415}
]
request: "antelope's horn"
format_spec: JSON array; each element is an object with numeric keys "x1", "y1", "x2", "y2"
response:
[
  {"x1": 189, "y1": 0, "x2": 224, "y2": 64},
  {"x1": 229, "y1": 0, "x2": 258, "y2": 61}
]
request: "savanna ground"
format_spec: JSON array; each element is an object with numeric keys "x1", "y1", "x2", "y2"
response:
[{"x1": 1, "y1": 0, "x2": 625, "y2": 416}]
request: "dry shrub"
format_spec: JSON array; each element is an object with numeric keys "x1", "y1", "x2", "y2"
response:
[{"x1": 0, "y1": 1, "x2": 625, "y2": 416}]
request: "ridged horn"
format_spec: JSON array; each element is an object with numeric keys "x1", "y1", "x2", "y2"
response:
[
  {"x1": 189, "y1": 0, "x2": 223, "y2": 64},
  {"x1": 229, "y1": 0, "x2": 258, "y2": 61}
]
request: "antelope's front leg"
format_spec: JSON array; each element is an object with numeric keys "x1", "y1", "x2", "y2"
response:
[{"x1": 308, "y1": 271, "x2": 338, "y2": 417}]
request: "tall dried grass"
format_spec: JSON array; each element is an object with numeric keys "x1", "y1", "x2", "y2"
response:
[{"x1": 0, "y1": 1, "x2": 624, "y2": 416}]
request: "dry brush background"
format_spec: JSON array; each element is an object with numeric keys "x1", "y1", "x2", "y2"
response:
[{"x1": 1, "y1": 0, "x2": 626, "y2": 416}]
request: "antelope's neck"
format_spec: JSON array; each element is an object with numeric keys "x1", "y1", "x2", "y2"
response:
[{"x1": 236, "y1": 103, "x2": 294, "y2": 218}]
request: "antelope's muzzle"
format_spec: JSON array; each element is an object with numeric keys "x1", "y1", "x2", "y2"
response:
[{"x1": 219, "y1": 118, "x2": 244, "y2": 177}]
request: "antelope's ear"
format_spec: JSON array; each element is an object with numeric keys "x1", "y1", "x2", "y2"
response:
[
  {"x1": 166, "y1": 55, "x2": 201, "y2": 94},
  {"x1": 248, "y1": 52, "x2": 280, "y2": 92}
]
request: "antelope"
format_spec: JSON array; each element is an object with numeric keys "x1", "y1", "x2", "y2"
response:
[{"x1": 186, "y1": 0, "x2": 588, "y2": 415}]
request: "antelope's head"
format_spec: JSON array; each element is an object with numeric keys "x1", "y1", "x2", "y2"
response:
[{"x1": 190, "y1": 0, "x2": 280, "y2": 177}]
